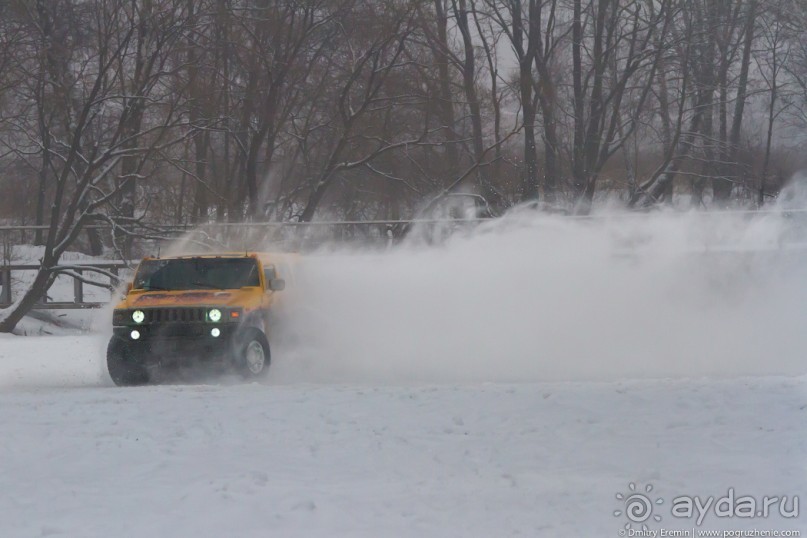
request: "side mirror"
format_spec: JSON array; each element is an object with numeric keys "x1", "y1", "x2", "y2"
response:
[{"x1": 268, "y1": 278, "x2": 285, "y2": 291}]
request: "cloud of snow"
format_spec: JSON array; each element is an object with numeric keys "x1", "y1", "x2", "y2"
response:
[
  {"x1": 10, "y1": 192, "x2": 806, "y2": 389},
  {"x1": 268, "y1": 204, "x2": 807, "y2": 384}
]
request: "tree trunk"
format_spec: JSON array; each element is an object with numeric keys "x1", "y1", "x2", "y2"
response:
[
  {"x1": 717, "y1": 0, "x2": 756, "y2": 205},
  {"x1": 513, "y1": 0, "x2": 539, "y2": 202},
  {"x1": 454, "y1": 0, "x2": 501, "y2": 214},
  {"x1": 656, "y1": 60, "x2": 674, "y2": 203},
  {"x1": 433, "y1": 0, "x2": 461, "y2": 184},
  {"x1": 571, "y1": 0, "x2": 586, "y2": 200}
]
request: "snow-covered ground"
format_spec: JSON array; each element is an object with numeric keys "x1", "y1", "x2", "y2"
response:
[
  {"x1": 0, "y1": 334, "x2": 805, "y2": 537},
  {"x1": 3, "y1": 209, "x2": 807, "y2": 536}
]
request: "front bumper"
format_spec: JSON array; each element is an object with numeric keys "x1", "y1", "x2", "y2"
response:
[{"x1": 113, "y1": 323, "x2": 238, "y2": 367}]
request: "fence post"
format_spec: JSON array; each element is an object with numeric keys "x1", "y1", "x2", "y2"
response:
[
  {"x1": 73, "y1": 269, "x2": 83, "y2": 305},
  {"x1": 0, "y1": 267, "x2": 11, "y2": 304}
]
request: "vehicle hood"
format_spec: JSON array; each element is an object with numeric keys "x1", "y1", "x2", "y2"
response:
[{"x1": 115, "y1": 288, "x2": 259, "y2": 310}]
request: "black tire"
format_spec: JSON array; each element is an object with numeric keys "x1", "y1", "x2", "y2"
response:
[
  {"x1": 107, "y1": 336, "x2": 150, "y2": 387},
  {"x1": 232, "y1": 328, "x2": 270, "y2": 379}
]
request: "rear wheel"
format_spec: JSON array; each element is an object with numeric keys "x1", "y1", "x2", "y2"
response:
[
  {"x1": 107, "y1": 336, "x2": 149, "y2": 386},
  {"x1": 232, "y1": 328, "x2": 270, "y2": 379}
]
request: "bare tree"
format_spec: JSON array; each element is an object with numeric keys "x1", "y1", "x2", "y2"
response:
[
  {"x1": 568, "y1": 0, "x2": 671, "y2": 213},
  {"x1": 754, "y1": 2, "x2": 792, "y2": 206},
  {"x1": 484, "y1": 0, "x2": 543, "y2": 202},
  {"x1": 295, "y1": 6, "x2": 431, "y2": 221},
  {"x1": 0, "y1": 0, "x2": 190, "y2": 333},
  {"x1": 1, "y1": 0, "x2": 806, "y2": 274}
]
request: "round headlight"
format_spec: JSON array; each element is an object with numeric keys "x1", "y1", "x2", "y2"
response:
[
  {"x1": 208, "y1": 308, "x2": 222, "y2": 322},
  {"x1": 132, "y1": 310, "x2": 145, "y2": 324},
  {"x1": 130, "y1": 330, "x2": 141, "y2": 340},
  {"x1": 211, "y1": 328, "x2": 221, "y2": 338}
]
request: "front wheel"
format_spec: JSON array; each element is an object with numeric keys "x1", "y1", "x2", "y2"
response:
[
  {"x1": 107, "y1": 336, "x2": 149, "y2": 386},
  {"x1": 232, "y1": 328, "x2": 271, "y2": 380}
]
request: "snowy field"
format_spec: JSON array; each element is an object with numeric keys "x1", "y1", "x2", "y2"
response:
[
  {"x1": 0, "y1": 335, "x2": 805, "y2": 537},
  {"x1": 3, "y1": 210, "x2": 807, "y2": 536}
]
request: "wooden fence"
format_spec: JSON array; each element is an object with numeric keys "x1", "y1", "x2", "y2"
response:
[{"x1": 0, "y1": 261, "x2": 131, "y2": 309}]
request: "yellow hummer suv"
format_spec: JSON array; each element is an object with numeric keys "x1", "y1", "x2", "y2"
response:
[{"x1": 108, "y1": 253, "x2": 290, "y2": 386}]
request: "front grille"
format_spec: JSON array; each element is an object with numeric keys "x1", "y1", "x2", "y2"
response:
[{"x1": 145, "y1": 307, "x2": 207, "y2": 324}]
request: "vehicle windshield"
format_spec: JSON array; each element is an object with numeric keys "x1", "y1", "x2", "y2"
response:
[{"x1": 133, "y1": 258, "x2": 260, "y2": 291}]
